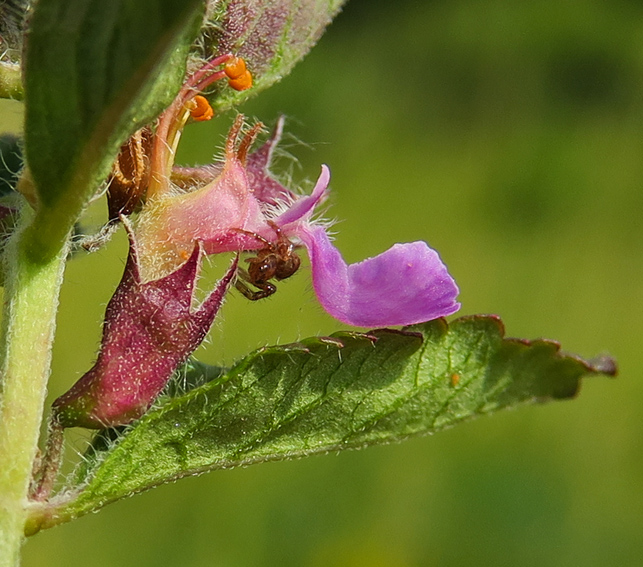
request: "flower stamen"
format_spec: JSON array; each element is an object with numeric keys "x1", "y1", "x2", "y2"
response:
[
  {"x1": 187, "y1": 95, "x2": 214, "y2": 122},
  {"x1": 148, "y1": 55, "x2": 254, "y2": 200},
  {"x1": 224, "y1": 56, "x2": 253, "y2": 91}
]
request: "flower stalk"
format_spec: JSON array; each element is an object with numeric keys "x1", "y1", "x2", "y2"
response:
[{"x1": 0, "y1": 206, "x2": 69, "y2": 566}]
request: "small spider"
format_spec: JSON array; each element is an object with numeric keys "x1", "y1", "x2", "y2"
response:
[{"x1": 234, "y1": 221, "x2": 301, "y2": 300}]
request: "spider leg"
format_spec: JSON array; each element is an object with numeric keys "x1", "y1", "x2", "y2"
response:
[{"x1": 234, "y1": 268, "x2": 277, "y2": 301}]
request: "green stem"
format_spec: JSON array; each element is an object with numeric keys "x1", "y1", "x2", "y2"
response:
[{"x1": 0, "y1": 207, "x2": 68, "y2": 566}]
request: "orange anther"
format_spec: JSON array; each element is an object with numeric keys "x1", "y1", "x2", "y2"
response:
[
  {"x1": 224, "y1": 56, "x2": 247, "y2": 80},
  {"x1": 188, "y1": 95, "x2": 214, "y2": 121},
  {"x1": 228, "y1": 70, "x2": 253, "y2": 91}
]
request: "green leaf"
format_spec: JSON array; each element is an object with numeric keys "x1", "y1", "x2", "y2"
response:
[
  {"x1": 23, "y1": 0, "x2": 205, "y2": 261},
  {"x1": 26, "y1": 315, "x2": 615, "y2": 534},
  {"x1": 200, "y1": 0, "x2": 347, "y2": 111}
]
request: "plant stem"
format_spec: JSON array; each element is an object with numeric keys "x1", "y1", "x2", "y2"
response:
[{"x1": 0, "y1": 207, "x2": 68, "y2": 566}]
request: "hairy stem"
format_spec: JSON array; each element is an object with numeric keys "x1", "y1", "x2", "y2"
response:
[
  {"x1": 0, "y1": 206, "x2": 68, "y2": 566},
  {"x1": 30, "y1": 416, "x2": 64, "y2": 502}
]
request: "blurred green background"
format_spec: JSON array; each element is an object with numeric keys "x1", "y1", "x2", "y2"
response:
[{"x1": 2, "y1": 0, "x2": 642, "y2": 565}]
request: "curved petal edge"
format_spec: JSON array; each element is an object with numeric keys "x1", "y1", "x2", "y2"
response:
[{"x1": 301, "y1": 227, "x2": 460, "y2": 327}]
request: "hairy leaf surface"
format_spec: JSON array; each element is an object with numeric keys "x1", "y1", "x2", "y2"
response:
[
  {"x1": 26, "y1": 315, "x2": 615, "y2": 534},
  {"x1": 199, "y1": 0, "x2": 346, "y2": 111},
  {"x1": 23, "y1": 0, "x2": 204, "y2": 260}
]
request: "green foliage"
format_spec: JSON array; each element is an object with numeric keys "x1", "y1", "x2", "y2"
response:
[
  {"x1": 200, "y1": 0, "x2": 347, "y2": 111},
  {"x1": 17, "y1": 1, "x2": 637, "y2": 564},
  {"x1": 26, "y1": 316, "x2": 614, "y2": 534},
  {"x1": 22, "y1": 0, "x2": 205, "y2": 260}
]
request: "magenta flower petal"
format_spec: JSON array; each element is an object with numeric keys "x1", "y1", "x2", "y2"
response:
[
  {"x1": 300, "y1": 226, "x2": 460, "y2": 327},
  {"x1": 173, "y1": 117, "x2": 296, "y2": 206},
  {"x1": 275, "y1": 165, "x2": 330, "y2": 227}
]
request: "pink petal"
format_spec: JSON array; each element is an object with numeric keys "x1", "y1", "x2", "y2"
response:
[
  {"x1": 171, "y1": 117, "x2": 296, "y2": 206},
  {"x1": 275, "y1": 165, "x2": 330, "y2": 227},
  {"x1": 300, "y1": 226, "x2": 460, "y2": 327}
]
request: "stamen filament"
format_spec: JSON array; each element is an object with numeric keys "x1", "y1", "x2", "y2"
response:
[{"x1": 147, "y1": 54, "x2": 253, "y2": 200}]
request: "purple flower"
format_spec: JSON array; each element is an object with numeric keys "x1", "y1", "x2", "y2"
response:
[
  {"x1": 132, "y1": 57, "x2": 460, "y2": 327},
  {"x1": 265, "y1": 155, "x2": 460, "y2": 326},
  {"x1": 135, "y1": 106, "x2": 460, "y2": 327},
  {"x1": 54, "y1": 58, "x2": 459, "y2": 430}
]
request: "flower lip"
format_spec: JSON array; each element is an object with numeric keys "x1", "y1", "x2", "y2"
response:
[{"x1": 297, "y1": 225, "x2": 460, "y2": 327}]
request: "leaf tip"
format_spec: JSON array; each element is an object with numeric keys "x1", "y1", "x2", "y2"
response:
[{"x1": 584, "y1": 354, "x2": 618, "y2": 377}]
